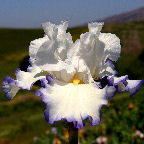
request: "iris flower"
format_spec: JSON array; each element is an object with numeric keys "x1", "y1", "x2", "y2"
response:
[{"x1": 2, "y1": 21, "x2": 143, "y2": 129}]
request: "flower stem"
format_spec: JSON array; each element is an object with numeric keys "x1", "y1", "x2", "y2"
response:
[{"x1": 67, "y1": 122, "x2": 78, "y2": 144}]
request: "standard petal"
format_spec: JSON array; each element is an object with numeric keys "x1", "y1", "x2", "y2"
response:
[
  {"x1": 42, "y1": 22, "x2": 58, "y2": 40},
  {"x1": 29, "y1": 21, "x2": 75, "y2": 83},
  {"x1": 41, "y1": 59, "x2": 76, "y2": 83},
  {"x1": 30, "y1": 21, "x2": 73, "y2": 70},
  {"x1": 2, "y1": 76, "x2": 20, "y2": 100},
  {"x1": 37, "y1": 79, "x2": 108, "y2": 129},
  {"x1": 29, "y1": 35, "x2": 49, "y2": 64},
  {"x1": 99, "y1": 60, "x2": 117, "y2": 78},
  {"x1": 67, "y1": 34, "x2": 103, "y2": 79},
  {"x1": 88, "y1": 22, "x2": 104, "y2": 36},
  {"x1": 99, "y1": 33, "x2": 121, "y2": 61},
  {"x1": 67, "y1": 22, "x2": 120, "y2": 79}
]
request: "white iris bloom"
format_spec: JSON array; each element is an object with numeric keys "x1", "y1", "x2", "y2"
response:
[{"x1": 2, "y1": 21, "x2": 143, "y2": 129}]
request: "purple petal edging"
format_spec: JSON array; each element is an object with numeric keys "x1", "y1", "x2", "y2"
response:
[
  {"x1": 15, "y1": 68, "x2": 31, "y2": 91},
  {"x1": 88, "y1": 86, "x2": 109, "y2": 126},
  {"x1": 105, "y1": 60, "x2": 118, "y2": 76},
  {"x1": 107, "y1": 76, "x2": 114, "y2": 86},
  {"x1": 106, "y1": 85, "x2": 116, "y2": 99},
  {"x1": 2, "y1": 76, "x2": 17, "y2": 100},
  {"x1": 88, "y1": 115, "x2": 101, "y2": 126},
  {"x1": 127, "y1": 80, "x2": 144, "y2": 96},
  {"x1": 40, "y1": 78, "x2": 48, "y2": 88},
  {"x1": 107, "y1": 75, "x2": 128, "y2": 86},
  {"x1": 15, "y1": 68, "x2": 21, "y2": 76},
  {"x1": 113, "y1": 75, "x2": 128, "y2": 86},
  {"x1": 38, "y1": 81, "x2": 109, "y2": 129},
  {"x1": 46, "y1": 74, "x2": 55, "y2": 85},
  {"x1": 42, "y1": 97, "x2": 107, "y2": 129}
]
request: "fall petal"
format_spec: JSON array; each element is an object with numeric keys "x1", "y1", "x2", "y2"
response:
[
  {"x1": 107, "y1": 76, "x2": 143, "y2": 96},
  {"x1": 38, "y1": 79, "x2": 107, "y2": 129},
  {"x1": 106, "y1": 86, "x2": 116, "y2": 99},
  {"x1": 126, "y1": 80, "x2": 144, "y2": 96},
  {"x1": 15, "y1": 66, "x2": 45, "y2": 90},
  {"x1": 107, "y1": 75, "x2": 128, "y2": 86},
  {"x1": 2, "y1": 76, "x2": 20, "y2": 100}
]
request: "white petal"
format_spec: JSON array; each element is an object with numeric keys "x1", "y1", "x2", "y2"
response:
[
  {"x1": 88, "y1": 22, "x2": 104, "y2": 36},
  {"x1": 99, "y1": 33, "x2": 121, "y2": 61},
  {"x1": 29, "y1": 21, "x2": 74, "y2": 82},
  {"x1": 29, "y1": 22, "x2": 120, "y2": 81},
  {"x1": 15, "y1": 66, "x2": 45, "y2": 90},
  {"x1": 40, "y1": 60, "x2": 76, "y2": 83},
  {"x1": 31, "y1": 21, "x2": 72, "y2": 66},
  {"x1": 42, "y1": 22, "x2": 58, "y2": 40},
  {"x1": 29, "y1": 35, "x2": 49, "y2": 64},
  {"x1": 38, "y1": 80, "x2": 107, "y2": 129},
  {"x1": 68, "y1": 34, "x2": 102, "y2": 78},
  {"x1": 67, "y1": 56, "x2": 94, "y2": 83},
  {"x1": 51, "y1": 69, "x2": 74, "y2": 83},
  {"x1": 99, "y1": 60, "x2": 117, "y2": 78},
  {"x1": 68, "y1": 22, "x2": 119, "y2": 79}
]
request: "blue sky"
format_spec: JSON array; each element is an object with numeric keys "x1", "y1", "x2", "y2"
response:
[{"x1": 0, "y1": 0, "x2": 144, "y2": 28}]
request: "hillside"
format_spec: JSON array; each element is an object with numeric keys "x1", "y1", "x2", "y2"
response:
[{"x1": 99, "y1": 7, "x2": 144, "y2": 23}]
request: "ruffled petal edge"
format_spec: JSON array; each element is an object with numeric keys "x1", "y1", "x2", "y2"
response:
[
  {"x1": 107, "y1": 76, "x2": 143, "y2": 96},
  {"x1": 36, "y1": 78, "x2": 112, "y2": 129},
  {"x1": 2, "y1": 76, "x2": 20, "y2": 100}
]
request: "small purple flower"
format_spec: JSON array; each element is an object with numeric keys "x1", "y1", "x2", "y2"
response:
[
  {"x1": 51, "y1": 127, "x2": 58, "y2": 134},
  {"x1": 33, "y1": 137, "x2": 39, "y2": 141}
]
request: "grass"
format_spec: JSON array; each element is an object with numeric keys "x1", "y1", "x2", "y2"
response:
[{"x1": 0, "y1": 21, "x2": 144, "y2": 143}]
